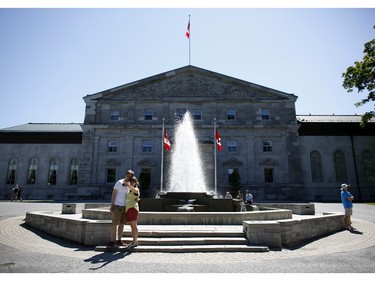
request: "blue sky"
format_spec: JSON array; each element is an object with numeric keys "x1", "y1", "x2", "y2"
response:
[{"x1": 0, "y1": 5, "x2": 374, "y2": 129}]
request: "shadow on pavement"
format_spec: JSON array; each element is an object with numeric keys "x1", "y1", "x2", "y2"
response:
[{"x1": 84, "y1": 251, "x2": 132, "y2": 270}]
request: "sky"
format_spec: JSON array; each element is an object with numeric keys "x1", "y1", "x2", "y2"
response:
[{"x1": 0, "y1": 3, "x2": 374, "y2": 129}]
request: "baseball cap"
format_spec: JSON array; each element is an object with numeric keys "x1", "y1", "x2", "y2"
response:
[{"x1": 340, "y1": 183, "x2": 348, "y2": 190}]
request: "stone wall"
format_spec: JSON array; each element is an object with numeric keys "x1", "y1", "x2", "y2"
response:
[{"x1": 243, "y1": 212, "x2": 345, "y2": 248}]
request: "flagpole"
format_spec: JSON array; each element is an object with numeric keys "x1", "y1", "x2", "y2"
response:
[
  {"x1": 188, "y1": 15, "x2": 191, "y2": 65},
  {"x1": 160, "y1": 119, "x2": 165, "y2": 193},
  {"x1": 214, "y1": 118, "x2": 217, "y2": 197}
]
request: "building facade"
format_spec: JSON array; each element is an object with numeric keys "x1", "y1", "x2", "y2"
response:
[{"x1": 1, "y1": 66, "x2": 374, "y2": 201}]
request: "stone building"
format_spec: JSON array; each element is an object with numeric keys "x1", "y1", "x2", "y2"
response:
[{"x1": 0, "y1": 65, "x2": 374, "y2": 201}]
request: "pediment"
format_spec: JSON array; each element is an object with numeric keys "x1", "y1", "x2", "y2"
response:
[
  {"x1": 259, "y1": 158, "x2": 279, "y2": 166},
  {"x1": 137, "y1": 159, "x2": 157, "y2": 166},
  {"x1": 103, "y1": 158, "x2": 121, "y2": 166},
  {"x1": 89, "y1": 66, "x2": 296, "y2": 102},
  {"x1": 223, "y1": 158, "x2": 243, "y2": 167}
]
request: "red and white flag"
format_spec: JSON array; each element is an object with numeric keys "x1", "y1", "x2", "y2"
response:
[
  {"x1": 215, "y1": 129, "x2": 222, "y2": 152},
  {"x1": 185, "y1": 19, "x2": 190, "y2": 39},
  {"x1": 164, "y1": 128, "x2": 171, "y2": 151}
]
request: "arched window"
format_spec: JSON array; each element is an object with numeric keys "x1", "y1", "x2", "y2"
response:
[
  {"x1": 7, "y1": 158, "x2": 17, "y2": 184},
  {"x1": 362, "y1": 150, "x2": 375, "y2": 182},
  {"x1": 310, "y1": 150, "x2": 323, "y2": 182},
  {"x1": 334, "y1": 150, "x2": 347, "y2": 183},
  {"x1": 28, "y1": 158, "x2": 38, "y2": 184},
  {"x1": 48, "y1": 158, "x2": 59, "y2": 186},
  {"x1": 69, "y1": 158, "x2": 79, "y2": 185}
]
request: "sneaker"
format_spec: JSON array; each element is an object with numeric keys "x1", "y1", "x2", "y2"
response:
[
  {"x1": 106, "y1": 241, "x2": 116, "y2": 248},
  {"x1": 117, "y1": 240, "x2": 126, "y2": 247}
]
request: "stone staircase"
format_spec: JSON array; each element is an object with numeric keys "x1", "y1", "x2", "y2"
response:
[{"x1": 95, "y1": 226, "x2": 269, "y2": 253}]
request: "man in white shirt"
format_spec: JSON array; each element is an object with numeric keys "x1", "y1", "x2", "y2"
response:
[
  {"x1": 107, "y1": 169, "x2": 134, "y2": 247},
  {"x1": 245, "y1": 190, "x2": 253, "y2": 204}
]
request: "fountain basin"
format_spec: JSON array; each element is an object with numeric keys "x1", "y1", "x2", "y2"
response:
[{"x1": 81, "y1": 207, "x2": 293, "y2": 225}]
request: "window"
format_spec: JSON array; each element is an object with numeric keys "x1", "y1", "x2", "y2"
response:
[
  {"x1": 176, "y1": 108, "x2": 187, "y2": 120},
  {"x1": 334, "y1": 150, "x2": 347, "y2": 183},
  {"x1": 108, "y1": 141, "x2": 118, "y2": 152},
  {"x1": 310, "y1": 150, "x2": 323, "y2": 182},
  {"x1": 142, "y1": 140, "x2": 153, "y2": 153},
  {"x1": 106, "y1": 168, "x2": 116, "y2": 183},
  {"x1": 227, "y1": 141, "x2": 238, "y2": 152},
  {"x1": 263, "y1": 140, "x2": 273, "y2": 152},
  {"x1": 7, "y1": 158, "x2": 17, "y2": 185},
  {"x1": 48, "y1": 158, "x2": 59, "y2": 186},
  {"x1": 144, "y1": 110, "x2": 153, "y2": 120},
  {"x1": 192, "y1": 109, "x2": 202, "y2": 120},
  {"x1": 362, "y1": 151, "x2": 375, "y2": 182},
  {"x1": 28, "y1": 158, "x2": 38, "y2": 184},
  {"x1": 69, "y1": 158, "x2": 79, "y2": 185},
  {"x1": 264, "y1": 168, "x2": 274, "y2": 183},
  {"x1": 110, "y1": 110, "x2": 120, "y2": 121},
  {"x1": 260, "y1": 109, "x2": 270, "y2": 120},
  {"x1": 227, "y1": 109, "x2": 236, "y2": 120}
]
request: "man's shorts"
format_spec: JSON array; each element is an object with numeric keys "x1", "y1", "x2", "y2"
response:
[
  {"x1": 112, "y1": 205, "x2": 126, "y2": 225},
  {"x1": 125, "y1": 207, "x2": 138, "y2": 222},
  {"x1": 345, "y1": 208, "x2": 353, "y2": 216}
]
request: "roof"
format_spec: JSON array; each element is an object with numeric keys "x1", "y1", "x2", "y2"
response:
[
  {"x1": 0, "y1": 123, "x2": 83, "y2": 132},
  {"x1": 297, "y1": 115, "x2": 374, "y2": 123},
  {"x1": 83, "y1": 65, "x2": 297, "y2": 102},
  {"x1": 297, "y1": 115, "x2": 375, "y2": 136}
]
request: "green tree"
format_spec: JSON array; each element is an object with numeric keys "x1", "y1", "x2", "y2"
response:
[
  {"x1": 342, "y1": 29, "x2": 375, "y2": 127},
  {"x1": 229, "y1": 170, "x2": 241, "y2": 191}
]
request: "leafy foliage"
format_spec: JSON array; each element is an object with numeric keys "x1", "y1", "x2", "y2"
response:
[{"x1": 342, "y1": 30, "x2": 375, "y2": 127}]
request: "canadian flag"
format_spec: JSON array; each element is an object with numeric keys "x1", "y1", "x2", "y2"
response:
[
  {"x1": 185, "y1": 19, "x2": 190, "y2": 39},
  {"x1": 164, "y1": 128, "x2": 171, "y2": 151},
  {"x1": 215, "y1": 129, "x2": 222, "y2": 151}
]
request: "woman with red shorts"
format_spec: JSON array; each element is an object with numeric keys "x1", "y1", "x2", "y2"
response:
[{"x1": 125, "y1": 176, "x2": 140, "y2": 247}]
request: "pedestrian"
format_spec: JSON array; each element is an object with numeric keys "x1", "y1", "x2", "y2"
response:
[
  {"x1": 236, "y1": 190, "x2": 246, "y2": 212},
  {"x1": 245, "y1": 190, "x2": 253, "y2": 204},
  {"x1": 340, "y1": 183, "x2": 355, "y2": 231},
  {"x1": 107, "y1": 169, "x2": 134, "y2": 247},
  {"x1": 12, "y1": 185, "x2": 19, "y2": 202},
  {"x1": 224, "y1": 191, "x2": 232, "y2": 199},
  {"x1": 125, "y1": 176, "x2": 140, "y2": 248},
  {"x1": 17, "y1": 185, "x2": 22, "y2": 202}
]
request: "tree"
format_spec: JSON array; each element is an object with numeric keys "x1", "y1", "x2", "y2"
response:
[
  {"x1": 229, "y1": 170, "x2": 241, "y2": 191},
  {"x1": 342, "y1": 28, "x2": 375, "y2": 127}
]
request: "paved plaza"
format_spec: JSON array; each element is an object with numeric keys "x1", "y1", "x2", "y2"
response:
[{"x1": 0, "y1": 201, "x2": 374, "y2": 273}]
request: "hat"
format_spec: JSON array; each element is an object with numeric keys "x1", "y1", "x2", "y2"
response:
[
  {"x1": 127, "y1": 170, "x2": 134, "y2": 175},
  {"x1": 340, "y1": 183, "x2": 348, "y2": 191}
]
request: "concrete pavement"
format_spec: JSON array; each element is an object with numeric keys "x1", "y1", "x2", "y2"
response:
[{"x1": 0, "y1": 201, "x2": 374, "y2": 273}]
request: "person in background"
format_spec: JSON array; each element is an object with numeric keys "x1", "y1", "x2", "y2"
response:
[
  {"x1": 224, "y1": 191, "x2": 232, "y2": 199},
  {"x1": 107, "y1": 170, "x2": 134, "y2": 247},
  {"x1": 17, "y1": 185, "x2": 22, "y2": 202},
  {"x1": 236, "y1": 190, "x2": 246, "y2": 212},
  {"x1": 245, "y1": 190, "x2": 253, "y2": 205},
  {"x1": 340, "y1": 183, "x2": 355, "y2": 231},
  {"x1": 125, "y1": 176, "x2": 140, "y2": 248},
  {"x1": 12, "y1": 185, "x2": 19, "y2": 202}
]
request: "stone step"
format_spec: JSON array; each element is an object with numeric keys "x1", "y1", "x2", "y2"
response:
[
  {"x1": 120, "y1": 236, "x2": 249, "y2": 245},
  {"x1": 122, "y1": 230, "x2": 245, "y2": 238},
  {"x1": 94, "y1": 226, "x2": 269, "y2": 252},
  {"x1": 95, "y1": 244, "x2": 269, "y2": 253}
]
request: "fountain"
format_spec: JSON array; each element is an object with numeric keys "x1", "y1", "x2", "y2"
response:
[
  {"x1": 157, "y1": 111, "x2": 215, "y2": 210},
  {"x1": 168, "y1": 111, "x2": 207, "y2": 193},
  {"x1": 25, "y1": 111, "x2": 342, "y2": 249}
]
